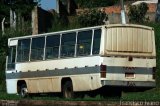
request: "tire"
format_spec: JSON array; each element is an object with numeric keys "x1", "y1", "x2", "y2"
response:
[
  {"x1": 114, "y1": 90, "x2": 122, "y2": 98},
  {"x1": 75, "y1": 92, "x2": 85, "y2": 98},
  {"x1": 20, "y1": 84, "x2": 28, "y2": 98},
  {"x1": 62, "y1": 81, "x2": 74, "y2": 98},
  {"x1": 99, "y1": 87, "x2": 122, "y2": 98}
]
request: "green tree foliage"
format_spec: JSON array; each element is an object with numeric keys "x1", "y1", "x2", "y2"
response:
[
  {"x1": 0, "y1": 0, "x2": 39, "y2": 30},
  {"x1": 78, "y1": 9, "x2": 107, "y2": 27},
  {"x1": 0, "y1": 0, "x2": 36, "y2": 91},
  {"x1": 0, "y1": 25, "x2": 32, "y2": 91},
  {"x1": 75, "y1": 0, "x2": 118, "y2": 8},
  {"x1": 9, "y1": 0, "x2": 38, "y2": 19},
  {"x1": 128, "y1": 3, "x2": 149, "y2": 23},
  {"x1": 0, "y1": 1, "x2": 10, "y2": 28},
  {"x1": 48, "y1": 13, "x2": 80, "y2": 32},
  {"x1": 0, "y1": 4, "x2": 10, "y2": 22},
  {"x1": 0, "y1": 0, "x2": 38, "y2": 90},
  {"x1": 59, "y1": 0, "x2": 69, "y2": 26},
  {"x1": 0, "y1": 34, "x2": 8, "y2": 91},
  {"x1": 155, "y1": 1, "x2": 160, "y2": 22},
  {"x1": 144, "y1": 23, "x2": 160, "y2": 88}
]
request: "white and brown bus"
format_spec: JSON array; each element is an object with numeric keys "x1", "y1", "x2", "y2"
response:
[{"x1": 6, "y1": 24, "x2": 156, "y2": 98}]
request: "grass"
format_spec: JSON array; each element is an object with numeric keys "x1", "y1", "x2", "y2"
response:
[
  {"x1": 122, "y1": 88, "x2": 160, "y2": 101},
  {"x1": 0, "y1": 92, "x2": 118, "y2": 101},
  {"x1": 0, "y1": 92, "x2": 21, "y2": 100},
  {"x1": 1, "y1": 88, "x2": 160, "y2": 101}
]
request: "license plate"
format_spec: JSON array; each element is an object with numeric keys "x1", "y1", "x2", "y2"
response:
[{"x1": 125, "y1": 72, "x2": 135, "y2": 78}]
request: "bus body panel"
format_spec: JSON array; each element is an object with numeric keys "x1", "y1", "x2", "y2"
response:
[
  {"x1": 6, "y1": 79, "x2": 17, "y2": 94},
  {"x1": 100, "y1": 57, "x2": 155, "y2": 87},
  {"x1": 25, "y1": 73, "x2": 101, "y2": 93},
  {"x1": 99, "y1": 24, "x2": 156, "y2": 88},
  {"x1": 15, "y1": 56, "x2": 101, "y2": 72},
  {"x1": 6, "y1": 73, "x2": 101, "y2": 94},
  {"x1": 6, "y1": 56, "x2": 102, "y2": 93},
  {"x1": 101, "y1": 24, "x2": 156, "y2": 57}
]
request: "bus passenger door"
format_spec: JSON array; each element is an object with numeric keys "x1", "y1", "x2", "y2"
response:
[{"x1": 6, "y1": 46, "x2": 16, "y2": 71}]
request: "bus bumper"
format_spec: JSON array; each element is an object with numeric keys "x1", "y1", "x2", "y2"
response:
[{"x1": 101, "y1": 80, "x2": 156, "y2": 88}]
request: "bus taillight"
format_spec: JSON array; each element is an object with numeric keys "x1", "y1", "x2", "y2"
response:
[
  {"x1": 100, "y1": 65, "x2": 107, "y2": 78},
  {"x1": 153, "y1": 67, "x2": 156, "y2": 79}
]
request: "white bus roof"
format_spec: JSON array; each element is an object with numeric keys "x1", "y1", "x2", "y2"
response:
[
  {"x1": 8, "y1": 25, "x2": 102, "y2": 41},
  {"x1": 8, "y1": 24, "x2": 153, "y2": 44}
]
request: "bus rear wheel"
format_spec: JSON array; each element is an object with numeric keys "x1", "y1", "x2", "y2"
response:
[
  {"x1": 20, "y1": 84, "x2": 28, "y2": 98},
  {"x1": 62, "y1": 81, "x2": 74, "y2": 98}
]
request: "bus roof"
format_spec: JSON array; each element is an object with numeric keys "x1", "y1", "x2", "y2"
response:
[
  {"x1": 8, "y1": 25, "x2": 102, "y2": 41},
  {"x1": 105, "y1": 24, "x2": 153, "y2": 30},
  {"x1": 8, "y1": 24, "x2": 153, "y2": 41}
]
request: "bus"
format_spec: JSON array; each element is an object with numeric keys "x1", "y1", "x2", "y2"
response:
[{"x1": 6, "y1": 24, "x2": 156, "y2": 98}]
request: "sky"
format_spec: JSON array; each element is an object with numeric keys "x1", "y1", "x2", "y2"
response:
[
  {"x1": 40, "y1": 0, "x2": 56, "y2": 10},
  {"x1": 39, "y1": 0, "x2": 158, "y2": 10}
]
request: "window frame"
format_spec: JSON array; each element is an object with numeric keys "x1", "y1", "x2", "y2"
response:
[
  {"x1": 45, "y1": 34, "x2": 61, "y2": 60},
  {"x1": 76, "y1": 29, "x2": 93, "y2": 56},
  {"x1": 30, "y1": 37, "x2": 45, "y2": 61},
  {"x1": 17, "y1": 38, "x2": 31, "y2": 62},
  {"x1": 60, "y1": 32, "x2": 77, "y2": 58},
  {"x1": 92, "y1": 28, "x2": 102, "y2": 55},
  {"x1": 14, "y1": 27, "x2": 102, "y2": 62},
  {"x1": 7, "y1": 46, "x2": 16, "y2": 70}
]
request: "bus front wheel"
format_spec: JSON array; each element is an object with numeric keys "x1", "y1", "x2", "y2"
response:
[{"x1": 62, "y1": 81, "x2": 74, "y2": 98}]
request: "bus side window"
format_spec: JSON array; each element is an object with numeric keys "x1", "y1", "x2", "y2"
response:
[
  {"x1": 46, "y1": 35, "x2": 60, "y2": 59},
  {"x1": 93, "y1": 29, "x2": 101, "y2": 54},
  {"x1": 17, "y1": 39, "x2": 30, "y2": 62},
  {"x1": 61, "y1": 32, "x2": 76, "y2": 58},
  {"x1": 7, "y1": 46, "x2": 16, "y2": 70},
  {"x1": 77, "y1": 30, "x2": 92, "y2": 56},
  {"x1": 31, "y1": 37, "x2": 45, "y2": 61}
]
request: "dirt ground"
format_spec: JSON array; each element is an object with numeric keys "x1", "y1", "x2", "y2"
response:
[{"x1": 0, "y1": 100, "x2": 122, "y2": 106}]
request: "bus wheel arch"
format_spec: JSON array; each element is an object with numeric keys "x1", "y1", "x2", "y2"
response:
[
  {"x1": 17, "y1": 80, "x2": 28, "y2": 98},
  {"x1": 61, "y1": 77, "x2": 74, "y2": 98}
]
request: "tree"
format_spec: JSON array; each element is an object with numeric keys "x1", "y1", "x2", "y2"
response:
[
  {"x1": 0, "y1": 1, "x2": 10, "y2": 27},
  {"x1": 75, "y1": 0, "x2": 118, "y2": 8},
  {"x1": 0, "y1": 0, "x2": 39, "y2": 30},
  {"x1": 0, "y1": 0, "x2": 39, "y2": 91},
  {"x1": 155, "y1": 0, "x2": 160, "y2": 22},
  {"x1": 78, "y1": 9, "x2": 107, "y2": 27},
  {"x1": 10, "y1": 0, "x2": 38, "y2": 19},
  {"x1": 128, "y1": 2, "x2": 149, "y2": 23}
]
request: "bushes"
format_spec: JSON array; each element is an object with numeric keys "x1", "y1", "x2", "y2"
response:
[
  {"x1": 146, "y1": 23, "x2": 160, "y2": 87},
  {"x1": 75, "y1": 0, "x2": 117, "y2": 8},
  {"x1": 49, "y1": 9, "x2": 107, "y2": 32},
  {"x1": 78, "y1": 9, "x2": 107, "y2": 27},
  {"x1": 0, "y1": 22, "x2": 32, "y2": 91},
  {"x1": 128, "y1": 3, "x2": 149, "y2": 23},
  {"x1": 0, "y1": 35, "x2": 8, "y2": 91}
]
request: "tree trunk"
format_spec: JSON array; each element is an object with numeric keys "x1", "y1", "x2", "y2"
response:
[{"x1": 1, "y1": 17, "x2": 5, "y2": 35}]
